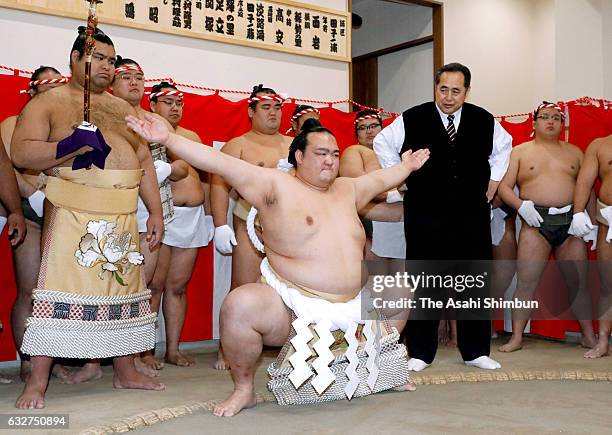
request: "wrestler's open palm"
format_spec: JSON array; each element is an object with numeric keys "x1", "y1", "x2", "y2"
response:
[
  {"x1": 401, "y1": 148, "x2": 430, "y2": 171},
  {"x1": 126, "y1": 113, "x2": 170, "y2": 145}
]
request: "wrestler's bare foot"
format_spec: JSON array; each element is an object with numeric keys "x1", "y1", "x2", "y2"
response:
[
  {"x1": 165, "y1": 351, "x2": 195, "y2": 367},
  {"x1": 499, "y1": 335, "x2": 523, "y2": 352},
  {"x1": 19, "y1": 360, "x2": 31, "y2": 383},
  {"x1": 140, "y1": 353, "x2": 164, "y2": 371},
  {"x1": 113, "y1": 370, "x2": 165, "y2": 391},
  {"x1": 213, "y1": 388, "x2": 257, "y2": 417},
  {"x1": 392, "y1": 382, "x2": 416, "y2": 392},
  {"x1": 65, "y1": 362, "x2": 102, "y2": 384},
  {"x1": 15, "y1": 376, "x2": 46, "y2": 409},
  {"x1": 213, "y1": 349, "x2": 230, "y2": 370},
  {"x1": 580, "y1": 335, "x2": 598, "y2": 349},
  {"x1": 51, "y1": 364, "x2": 71, "y2": 383},
  {"x1": 446, "y1": 335, "x2": 458, "y2": 348},
  {"x1": 134, "y1": 356, "x2": 159, "y2": 377},
  {"x1": 584, "y1": 341, "x2": 611, "y2": 359}
]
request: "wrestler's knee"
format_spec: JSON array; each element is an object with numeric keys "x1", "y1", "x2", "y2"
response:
[
  {"x1": 148, "y1": 275, "x2": 165, "y2": 295},
  {"x1": 165, "y1": 279, "x2": 188, "y2": 297},
  {"x1": 220, "y1": 286, "x2": 262, "y2": 321}
]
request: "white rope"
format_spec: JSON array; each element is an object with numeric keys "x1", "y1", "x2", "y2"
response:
[{"x1": 246, "y1": 207, "x2": 265, "y2": 253}]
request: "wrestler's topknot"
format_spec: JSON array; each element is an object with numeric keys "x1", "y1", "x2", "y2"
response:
[
  {"x1": 292, "y1": 105, "x2": 316, "y2": 119},
  {"x1": 70, "y1": 26, "x2": 114, "y2": 66},
  {"x1": 115, "y1": 56, "x2": 141, "y2": 69},
  {"x1": 150, "y1": 81, "x2": 178, "y2": 102},
  {"x1": 248, "y1": 84, "x2": 277, "y2": 109}
]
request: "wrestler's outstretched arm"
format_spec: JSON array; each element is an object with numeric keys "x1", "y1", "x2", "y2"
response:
[
  {"x1": 339, "y1": 146, "x2": 387, "y2": 203},
  {"x1": 11, "y1": 96, "x2": 93, "y2": 170},
  {"x1": 126, "y1": 114, "x2": 275, "y2": 210},
  {"x1": 352, "y1": 149, "x2": 429, "y2": 211},
  {"x1": 0, "y1": 135, "x2": 26, "y2": 245}
]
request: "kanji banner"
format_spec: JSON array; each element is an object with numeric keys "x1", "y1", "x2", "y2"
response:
[{"x1": 0, "y1": 0, "x2": 350, "y2": 61}]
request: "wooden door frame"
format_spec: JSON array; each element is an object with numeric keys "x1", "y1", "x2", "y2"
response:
[{"x1": 349, "y1": 0, "x2": 443, "y2": 108}]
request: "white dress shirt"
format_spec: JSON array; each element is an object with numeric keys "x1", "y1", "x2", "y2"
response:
[{"x1": 373, "y1": 104, "x2": 512, "y2": 181}]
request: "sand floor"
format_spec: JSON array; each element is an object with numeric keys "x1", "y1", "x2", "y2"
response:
[{"x1": 0, "y1": 336, "x2": 610, "y2": 434}]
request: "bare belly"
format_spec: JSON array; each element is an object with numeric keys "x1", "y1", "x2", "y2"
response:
[
  {"x1": 47, "y1": 126, "x2": 141, "y2": 172},
  {"x1": 599, "y1": 177, "x2": 612, "y2": 205},
  {"x1": 519, "y1": 177, "x2": 576, "y2": 207},
  {"x1": 266, "y1": 247, "x2": 364, "y2": 296},
  {"x1": 171, "y1": 178, "x2": 205, "y2": 207}
]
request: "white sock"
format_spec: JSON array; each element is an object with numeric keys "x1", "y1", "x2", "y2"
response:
[
  {"x1": 0, "y1": 216, "x2": 7, "y2": 235},
  {"x1": 407, "y1": 358, "x2": 430, "y2": 372},
  {"x1": 465, "y1": 355, "x2": 501, "y2": 370}
]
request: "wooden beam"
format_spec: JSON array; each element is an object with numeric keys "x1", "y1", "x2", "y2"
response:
[
  {"x1": 383, "y1": 0, "x2": 443, "y2": 8},
  {"x1": 352, "y1": 35, "x2": 434, "y2": 63},
  {"x1": 432, "y1": 3, "x2": 444, "y2": 71},
  {"x1": 351, "y1": 57, "x2": 378, "y2": 109}
]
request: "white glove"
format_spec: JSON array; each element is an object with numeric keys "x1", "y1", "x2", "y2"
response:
[
  {"x1": 386, "y1": 189, "x2": 403, "y2": 204},
  {"x1": 583, "y1": 225, "x2": 598, "y2": 251},
  {"x1": 490, "y1": 207, "x2": 508, "y2": 246},
  {"x1": 276, "y1": 158, "x2": 294, "y2": 173},
  {"x1": 153, "y1": 160, "x2": 172, "y2": 184},
  {"x1": 568, "y1": 211, "x2": 594, "y2": 238},
  {"x1": 518, "y1": 200, "x2": 543, "y2": 227},
  {"x1": 214, "y1": 224, "x2": 237, "y2": 254},
  {"x1": 28, "y1": 190, "x2": 46, "y2": 218}
]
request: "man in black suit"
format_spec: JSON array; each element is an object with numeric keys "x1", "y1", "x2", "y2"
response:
[{"x1": 374, "y1": 63, "x2": 512, "y2": 371}]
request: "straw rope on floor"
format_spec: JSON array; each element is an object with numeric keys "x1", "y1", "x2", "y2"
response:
[
  {"x1": 81, "y1": 363, "x2": 612, "y2": 435},
  {"x1": 78, "y1": 335, "x2": 612, "y2": 435},
  {"x1": 1, "y1": 337, "x2": 610, "y2": 434}
]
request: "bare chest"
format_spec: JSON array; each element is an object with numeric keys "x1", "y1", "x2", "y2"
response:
[
  {"x1": 598, "y1": 145, "x2": 612, "y2": 179},
  {"x1": 49, "y1": 96, "x2": 139, "y2": 169},
  {"x1": 518, "y1": 149, "x2": 579, "y2": 182},
  {"x1": 264, "y1": 186, "x2": 361, "y2": 249},
  {"x1": 240, "y1": 141, "x2": 288, "y2": 168}
]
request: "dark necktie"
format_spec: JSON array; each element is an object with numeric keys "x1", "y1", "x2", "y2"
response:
[{"x1": 446, "y1": 114, "x2": 456, "y2": 142}]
